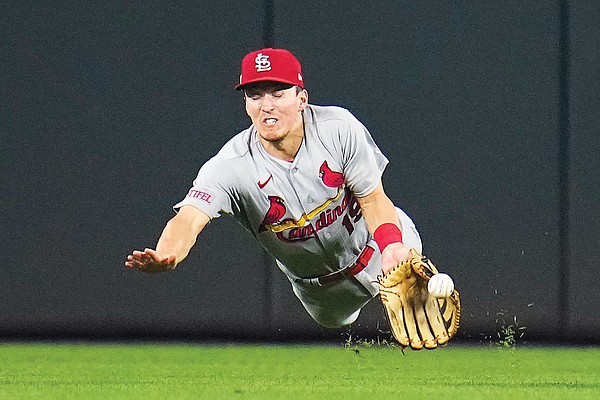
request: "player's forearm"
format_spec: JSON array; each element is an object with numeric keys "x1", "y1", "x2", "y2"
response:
[
  {"x1": 155, "y1": 219, "x2": 197, "y2": 266},
  {"x1": 361, "y1": 199, "x2": 402, "y2": 235},
  {"x1": 155, "y1": 207, "x2": 210, "y2": 266},
  {"x1": 357, "y1": 184, "x2": 402, "y2": 234},
  {"x1": 358, "y1": 184, "x2": 408, "y2": 265}
]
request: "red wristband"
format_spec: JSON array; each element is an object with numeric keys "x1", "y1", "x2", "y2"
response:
[{"x1": 373, "y1": 223, "x2": 403, "y2": 252}]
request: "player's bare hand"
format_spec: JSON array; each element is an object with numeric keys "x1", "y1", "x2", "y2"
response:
[
  {"x1": 125, "y1": 248, "x2": 177, "y2": 274},
  {"x1": 380, "y1": 242, "x2": 411, "y2": 274}
]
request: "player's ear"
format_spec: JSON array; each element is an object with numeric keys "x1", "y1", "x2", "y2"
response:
[{"x1": 298, "y1": 89, "x2": 308, "y2": 111}]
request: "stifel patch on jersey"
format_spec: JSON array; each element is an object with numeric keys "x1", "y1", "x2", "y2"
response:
[{"x1": 186, "y1": 189, "x2": 212, "y2": 204}]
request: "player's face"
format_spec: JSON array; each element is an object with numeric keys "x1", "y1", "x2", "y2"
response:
[{"x1": 244, "y1": 82, "x2": 308, "y2": 143}]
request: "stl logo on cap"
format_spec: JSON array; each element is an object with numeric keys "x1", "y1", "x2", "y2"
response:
[
  {"x1": 236, "y1": 48, "x2": 304, "y2": 90},
  {"x1": 255, "y1": 53, "x2": 272, "y2": 72}
]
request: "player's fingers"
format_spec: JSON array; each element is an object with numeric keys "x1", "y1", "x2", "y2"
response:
[
  {"x1": 127, "y1": 250, "x2": 175, "y2": 273},
  {"x1": 144, "y1": 248, "x2": 170, "y2": 264},
  {"x1": 126, "y1": 257, "x2": 146, "y2": 269},
  {"x1": 144, "y1": 248, "x2": 164, "y2": 262},
  {"x1": 126, "y1": 255, "x2": 139, "y2": 265},
  {"x1": 145, "y1": 249, "x2": 176, "y2": 268},
  {"x1": 131, "y1": 250, "x2": 147, "y2": 260},
  {"x1": 127, "y1": 254, "x2": 147, "y2": 264}
]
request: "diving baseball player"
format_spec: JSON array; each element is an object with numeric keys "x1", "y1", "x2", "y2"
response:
[{"x1": 125, "y1": 48, "x2": 460, "y2": 348}]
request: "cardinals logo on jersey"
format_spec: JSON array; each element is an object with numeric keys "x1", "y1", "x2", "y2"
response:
[
  {"x1": 259, "y1": 195, "x2": 286, "y2": 232},
  {"x1": 319, "y1": 161, "x2": 344, "y2": 188},
  {"x1": 259, "y1": 160, "x2": 353, "y2": 241}
]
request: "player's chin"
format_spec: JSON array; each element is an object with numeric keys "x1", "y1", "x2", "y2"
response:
[{"x1": 258, "y1": 129, "x2": 286, "y2": 143}]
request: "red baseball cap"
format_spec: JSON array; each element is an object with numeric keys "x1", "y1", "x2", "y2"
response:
[{"x1": 235, "y1": 48, "x2": 304, "y2": 90}]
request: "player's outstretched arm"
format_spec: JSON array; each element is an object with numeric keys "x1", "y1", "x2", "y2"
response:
[
  {"x1": 356, "y1": 182, "x2": 411, "y2": 273},
  {"x1": 125, "y1": 205, "x2": 211, "y2": 273}
]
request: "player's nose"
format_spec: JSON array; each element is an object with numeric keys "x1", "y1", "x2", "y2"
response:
[{"x1": 260, "y1": 95, "x2": 276, "y2": 111}]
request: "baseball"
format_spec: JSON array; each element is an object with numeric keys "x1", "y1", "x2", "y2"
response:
[{"x1": 428, "y1": 273, "x2": 454, "y2": 298}]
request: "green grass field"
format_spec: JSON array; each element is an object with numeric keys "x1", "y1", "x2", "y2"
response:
[{"x1": 0, "y1": 342, "x2": 598, "y2": 399}]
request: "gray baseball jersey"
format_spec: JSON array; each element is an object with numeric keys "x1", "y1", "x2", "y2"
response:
[{"x1": 174, "y1": 104, "x2": 388, "y2": 281}]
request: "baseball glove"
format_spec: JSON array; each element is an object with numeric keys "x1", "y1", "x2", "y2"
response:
[{"x1": 379, "y1": 249, "x2": 461, "y2": 350}]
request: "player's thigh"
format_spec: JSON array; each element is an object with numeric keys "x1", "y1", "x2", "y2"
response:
[{"x1": 291, "y1": 279, "x2": 372, "y2": 328}]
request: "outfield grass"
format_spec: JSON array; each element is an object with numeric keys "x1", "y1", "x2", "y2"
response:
[{"x1": 0, "y1": 342, "x2": 598, "y2": 399}]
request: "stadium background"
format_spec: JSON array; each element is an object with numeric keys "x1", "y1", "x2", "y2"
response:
[{"x1": 1, "y1": 0, "x2": 598, "y2": 344}]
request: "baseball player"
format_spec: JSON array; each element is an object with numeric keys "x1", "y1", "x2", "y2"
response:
[{"x1": 125, "y1": 49, "x2": 458, "y2": 345}]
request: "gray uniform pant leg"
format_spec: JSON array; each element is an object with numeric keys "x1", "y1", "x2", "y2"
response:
[{"x1": 285, "y1": 207, "x2": 423, "y2": 328}]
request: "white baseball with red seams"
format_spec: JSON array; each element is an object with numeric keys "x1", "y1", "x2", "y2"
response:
[{"x1": 428, "y1": 273, "x2": 455, "y2": 298}]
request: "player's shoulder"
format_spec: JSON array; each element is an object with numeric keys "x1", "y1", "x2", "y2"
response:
[
  {"x1": 306, "y1": 104, "x2": 357, "y2": 123},
  {"x1": 213, "y1": 126, "x2": 257, "y2": 161},
  {"x1": 197, "y1": 132, "x2": 254, "y2": 186},
  {"x1": 198, "y1": 127, "x2": 257, "y2": 178}
]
